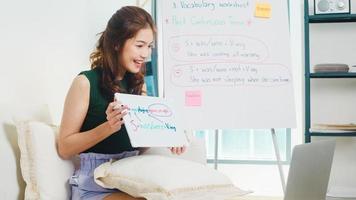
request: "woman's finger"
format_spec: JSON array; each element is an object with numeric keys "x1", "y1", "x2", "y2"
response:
[
  {"x1": 107, "y1": 116, "x2": 120, "y2": 126},
  {"x1": 108, "y1": 117, "x2": 124, "y2": 132},
  {"x1": 112, "y1": 118, "x2": 124, "y2": 127},
  {"x1": 113, "y1": 104, "x2": 128, "y2": 115},
  {"x1": 105, "y1": 102, "x2": 116, "y2": 115},
  {"x1": 174, "y1": 147, "x2": 179, "y2": 154},
  {"x1": 181, "y1": 146, "x2": 186, "y2": 154},
  {"x1": 106, "y1": 109, "x2": 121, "y2": 120},
  {"x1": 107, "y1": 105, "x2": 128, "y2": 120},
  {"x1": 177, "y1": 147, "x2": 182, "y2": 155},
  {"x1": 179, "y1": 147, "x2": 185, "y2": 155},
  {"x1": 170, "y1": 146, "x2": 186, "y2": 155},
  {"x1": 119, "y1": 109, "x2": 128, "y2": 118}
]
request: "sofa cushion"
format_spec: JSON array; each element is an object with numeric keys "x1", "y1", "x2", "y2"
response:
[
  {"x1": 15, "y1": 120, "x2": 74, "y2": 200},
  {"x1": 94, "y1": 155, "x2": 250, "y2": 200}
]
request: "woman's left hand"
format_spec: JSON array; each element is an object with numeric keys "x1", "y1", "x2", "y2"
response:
[{"x1": 169, "y1": 146, "x2": 186, "y2": 155}]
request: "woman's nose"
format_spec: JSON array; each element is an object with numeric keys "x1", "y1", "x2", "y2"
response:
[{"x1": 140, "y1": 47, "x2": 151, "y2": 59}]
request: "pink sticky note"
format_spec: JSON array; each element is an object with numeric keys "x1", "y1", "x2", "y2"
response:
[{"x1": 185, "y1": 91, "x2": 202, "y2": 107}]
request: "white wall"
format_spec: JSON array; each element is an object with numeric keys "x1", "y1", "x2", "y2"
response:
[
  {"x1": 310, "y1": 23, "x2": 356, "y2": 124},
  {"x1": 0, "y1": 0, "x2": 150, "y2": 199}
]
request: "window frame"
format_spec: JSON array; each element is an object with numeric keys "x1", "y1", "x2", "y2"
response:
[{"x1": 204, "y1": 128, "x2": 292, "y2": 165}]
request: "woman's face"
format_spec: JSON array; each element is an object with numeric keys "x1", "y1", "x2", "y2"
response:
[{"x1": 120, "y1": 28, "x2": 154, "y2": 74}]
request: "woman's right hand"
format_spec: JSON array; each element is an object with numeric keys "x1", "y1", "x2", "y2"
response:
[{"x1": 105, "y1": 101, "x2": 128, "y2": 134}]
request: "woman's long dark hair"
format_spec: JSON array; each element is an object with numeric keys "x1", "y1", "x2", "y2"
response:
[{"x1": 90, "y1": 6, "x2": 156, "y2": 100}]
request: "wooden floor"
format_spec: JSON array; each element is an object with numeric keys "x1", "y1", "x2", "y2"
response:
[
  {"x1": 230, "y1": 195, "x2": 356, "y2": 200},
  {"x1": 229, "y1": 195, "x2": 283, "y2": 200}
]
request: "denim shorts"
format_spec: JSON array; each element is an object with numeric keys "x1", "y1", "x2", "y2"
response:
[{"x1": 70, "y1": 151, "x2": 139, "y2": 200}]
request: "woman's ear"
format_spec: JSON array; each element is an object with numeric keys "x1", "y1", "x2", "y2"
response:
[{"x1": 114, "y1": 45, "x2": 119, "y2": 51}]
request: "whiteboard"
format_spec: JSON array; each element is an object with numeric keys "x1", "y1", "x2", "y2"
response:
[
  {"x1": 115, "y1": 93, "x2": 188, "y2": 147},
  {"x1": 157, "y1": 0, "x2": 296, "y2": 129}
]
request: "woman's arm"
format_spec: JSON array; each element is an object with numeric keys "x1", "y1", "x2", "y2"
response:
[{"x1": 57, "y1": 75, "x2": 126, "y2": 159}]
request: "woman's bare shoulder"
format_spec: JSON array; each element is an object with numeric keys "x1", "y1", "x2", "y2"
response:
[{"x1": 73, "y1": 74, "x2": 90, "y2": 89}]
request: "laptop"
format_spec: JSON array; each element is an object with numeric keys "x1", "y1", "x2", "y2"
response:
[{"x1": 284, "y1": 140, "x2": 336, "y2": 200}]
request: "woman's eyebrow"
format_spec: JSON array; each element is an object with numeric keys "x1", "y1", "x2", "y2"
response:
[
  {"x1": 136, "y1": 40, "x2": 147, "y2": 44},
  {"x1": 136, "y1": 40, "x2": 154, "y2": 45}
]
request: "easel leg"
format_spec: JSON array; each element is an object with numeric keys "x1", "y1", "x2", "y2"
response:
[
  {"x1": 271, "y1": 128, "x2": 286, "y2": 194},
  {"x1": 214, "y1": 129, "x2": 219, "y2": 170}
]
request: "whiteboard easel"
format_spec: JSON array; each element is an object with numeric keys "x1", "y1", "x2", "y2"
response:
[{"x1": 155, "y1": 0, "x2": 294, "y2": 195}]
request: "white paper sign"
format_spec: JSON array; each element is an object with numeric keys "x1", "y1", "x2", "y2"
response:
[{"x1": 115, "y1": 93, "x2": 188, "y2": 147}]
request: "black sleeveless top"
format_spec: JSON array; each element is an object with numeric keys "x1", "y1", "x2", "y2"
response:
[{"x1": 79, "y1": 67, "x2": 135, "y2": 154}]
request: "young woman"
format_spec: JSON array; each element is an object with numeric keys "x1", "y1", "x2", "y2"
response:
[{"x1": 57, "y1": 6, "x2": 185, "y2": 200}]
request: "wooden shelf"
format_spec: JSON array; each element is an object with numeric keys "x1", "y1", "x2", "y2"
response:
[
  {"x1": 310, "y1": 132, "x2": 356, "y2": 137},
  {"x1": 309, "y1": 72, "x2": 356, "y2": 78},
  {"x1": 308, "y1": 14, "x2": 356, "y2": 23},
  {"x1": 303, "y1": 0, "x2": 356, "y2": 142}
]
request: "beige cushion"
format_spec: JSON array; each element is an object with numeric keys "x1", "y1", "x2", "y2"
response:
[
  {"x1": 142, "y1": 136, "x2": 207, "y2": 165},
  {"x1": 14, "y1": 120, "x2": 74, "y2": 200},
  {"x1": 94, "y1": 155, "x2": 250, "y2": 200}
]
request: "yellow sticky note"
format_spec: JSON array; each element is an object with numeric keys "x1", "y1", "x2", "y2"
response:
[{"x1": 255, "y1": 3, "x2": 272, "y2": 18}]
